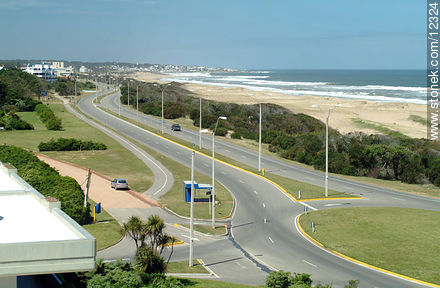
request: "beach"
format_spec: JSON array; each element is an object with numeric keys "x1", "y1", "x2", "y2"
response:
[{"x1": 130, "y1": 71, "x2": 427, "y2": 139}]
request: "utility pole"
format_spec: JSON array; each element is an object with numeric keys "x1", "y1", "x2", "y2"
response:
[
  {"x1": 84, "y1": 168, "x2": 91, "y2": 207},
  {"x1": 199, "y1": 98, "x2": 202, "y2": 149},
  {"x1": 127, "y1": 79, "x2": 130, "y2": 106}
]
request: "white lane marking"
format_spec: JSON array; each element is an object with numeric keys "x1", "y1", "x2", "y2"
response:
[
  {"x1": 225, "y1": 149, "x2": 231, "y2": 153},
  {"x1": 299, "y1": 201, "x2": 318, "y2": 211},
  {"x1": 268, "y1": 237, "x2": 274, "y2": 244},
  {"x1": 239, "y1": 179, "x2": 245, "y2": 184},
  {"x1": 181, "y1": 235, "x2": 200, "y2": 242},
  {"x1": 262, "y1": 203, "x2": 266, "y2": 208},
  {"x1": 253, "y1": 190, "x2": 258, "y2": 195},
  {"x1": 198, "y1": 259, "x2": 219, "y2": 278},
  {"x1": 203, "y1": 163, "x2": 209, "y2": 167},
  {"x1": 303, "y1": 259, "x2": 317, "y2": 268},
  {"x1": 324, "y1": 203, "x2": 342, "y2": 207},
  {"x1": 176, "y1": 151, "x2": 180, "y2": 155},
  {"x1": 391, "y1": 197, "x2": 405, "y2": 201},
  {"x1": 155, "y1": 142, "x2": 159, "y2": 145}
]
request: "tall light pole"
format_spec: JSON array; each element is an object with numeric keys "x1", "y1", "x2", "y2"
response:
[
  {"x1": 199, "y1": 98, "x2": 202, "y2": 149},
  {"x1": 189, "y1": 147, "x2": 195, "y2": 267},
  {"x1": 212, "y1": 116, "x2": 227, "y2": 228},
  {"x1": 127, "y1": 79, "x2": 131, "y2": 107},
  {"x1": 249, "y1": 94, "x2": 262, "y2": 172},
  {"x1": 325, "y1": 107, "x2": 333, "y2": 198},
  {"x1": 154, "y1": 83, "x2": 171, "y2": 134},
  {"x1": 258, "y1": 103, "x2": 262, "y2": 172},
  {"x1": 136, "y1": 85, "x2": 139, "y2": 123}
]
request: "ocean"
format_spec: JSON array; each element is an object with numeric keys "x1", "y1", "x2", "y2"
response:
[{"x1": 162, "y1": 70, "x2": 426, "y2": 104}]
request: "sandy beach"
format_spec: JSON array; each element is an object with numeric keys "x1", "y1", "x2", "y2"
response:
[{"x1": 129, "y1": 71, "x2": 427, "y2": 139}]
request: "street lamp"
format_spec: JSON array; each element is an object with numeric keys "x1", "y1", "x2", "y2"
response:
[
  {"x1": 154, "y1": 83, "x2": 171, "y2": 134},
  {"x1": 212, "y1": 116, "x2": 227, "y2": 228},
  {"x1": 199, "y1": 97, "x2": 202, "y2": 149},
  {"x1": 325, "y1": 107, "x2": 334, "y2": 198},
  {"x1": 127, "y1": 79, "x2": 133, "y2": 107},
  {"x1": 249, "y1": 94, "x2": 262, "y2": 172},
  {"x1": 136, "y1": 85, "x2": 139, "y2": 123},
  {"x1": 189, "y1": 146, "x2": 195, "y2": 267}
]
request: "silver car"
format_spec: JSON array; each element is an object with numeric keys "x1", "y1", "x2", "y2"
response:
[{"x1": 111, "y1": 178, "x2": 128, "y2": 190}]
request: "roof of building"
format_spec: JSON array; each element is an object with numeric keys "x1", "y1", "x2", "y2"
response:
[{"x1": 0, "y1": 163, "x2": 95, "y2": 277}]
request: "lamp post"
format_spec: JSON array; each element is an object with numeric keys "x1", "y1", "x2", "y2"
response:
[
  {"x1": 212, "y1": 116, "x2": 227, "y2": 228},
  {"x1": 249, "y1": 94, "x2": 262, "y2": 172},
  {"x1": 127, "y1": 79, "x2": 130, "y2": 107},
  {"x1": 199, "y1": 98, "x2": 202, "y2": 149},
  {"x1": 136, "y1": 85, "x2": 139, "y2": 123},
  {"x1": 189, "y1": 146, "x2": 195, "y2": 267},
  {"x1": 325, "y1": 107, "x2": 334, "y2": 198},
  {"x1": 154, "y1": 83, "x2": 171, "y2": 134}
]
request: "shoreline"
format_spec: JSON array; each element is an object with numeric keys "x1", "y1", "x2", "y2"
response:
[{"x1": 128, "y1": 71, "x2": 427, "y2": 139}]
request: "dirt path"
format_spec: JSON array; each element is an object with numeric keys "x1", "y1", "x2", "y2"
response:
[{"x1": 37, "y1": 154, "x2": 157, "y2": 209}]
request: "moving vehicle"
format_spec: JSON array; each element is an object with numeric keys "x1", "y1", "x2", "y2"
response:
[
  {"x1": 111, "y1": 178, "x2": 128, "y2": 190},
  {"x1": 171, "y1": 124, "x2": 181, "y2": 131}
]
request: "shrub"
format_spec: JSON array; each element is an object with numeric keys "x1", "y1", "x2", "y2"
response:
[
  {"x1": 34, "y1": 104, "x2": 63, "y2": 130},
  {"x1": 38, "y1": 138, "x2": 107, "y2": 151},
  {"x1": 231, "y1": 131, "x2": 242, "y2": 139},
  {"x1": 266, "y1": 270, "x2": 292, "y2": 288}
]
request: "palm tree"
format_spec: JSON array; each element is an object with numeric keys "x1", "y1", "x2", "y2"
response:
[
  {"x1": 145, "y1": 215, "x2": 166, "y2": 252},
  {"x1": 120, "y1": 216, "x2": 145, "y2": 250}
]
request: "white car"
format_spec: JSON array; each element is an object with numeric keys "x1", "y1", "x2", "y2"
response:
[{"x1": 111, "y1": 178, "x2": 128, "y2": 190}]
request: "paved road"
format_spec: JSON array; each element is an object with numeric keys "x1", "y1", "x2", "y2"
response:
[{"x1": 78, "y1": 90, "x2": 438, "y2": 287}]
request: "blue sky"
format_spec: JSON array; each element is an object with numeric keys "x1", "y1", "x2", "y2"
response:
[{"x1": 0, "y1": 0, "x2": 425, "y2": 69}]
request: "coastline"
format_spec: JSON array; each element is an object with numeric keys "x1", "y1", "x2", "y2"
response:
[{"x1": 128, "y1": 71, "x2": 427, "y2": 139}]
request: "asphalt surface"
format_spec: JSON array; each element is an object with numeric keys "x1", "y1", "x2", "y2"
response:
[{"x1": 76, "y1": 89, "x2": 439, "y2": 288}]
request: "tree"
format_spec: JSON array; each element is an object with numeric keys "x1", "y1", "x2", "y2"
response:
[
  {"x1": 136, "y1": 246, "x2": 167, "y2": 274},
  {"x1": 266, "y1": 270, "x2": 292, "y2": 288},
  {"x1": 344, "y1": 280, "x2": 360, "y2": 288},
  {"x1": 120, "y1": 216, "x2": 145, "y2": 250}
]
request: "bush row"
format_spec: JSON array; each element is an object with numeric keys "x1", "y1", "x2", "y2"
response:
[
  {"x1": 0, "y1": 145, "x2": 91, "y2": 224},
  {"x1": 35, "y1": 104, "x2": 63, "y2": 130},
  {"x1": 38, "y1": 138, "x2": 107, "y2": 151}
]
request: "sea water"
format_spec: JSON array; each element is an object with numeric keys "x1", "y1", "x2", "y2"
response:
[{"x1": 162, "y1": 70, "x2": 426, "y2": 104}]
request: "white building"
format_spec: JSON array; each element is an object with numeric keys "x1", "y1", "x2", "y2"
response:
[
  {"x1": 23, "y1": 62, "x2": 56, "y2": 82},
  {"x1": 79, "y1": 66, "x2": 88, "y2": 73},
  {"x1": 0, "y1": 163, "x2": 96, "y2": 288}
]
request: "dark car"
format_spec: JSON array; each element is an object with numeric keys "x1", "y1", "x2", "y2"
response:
[{"x1": 171, "y1": 124, "x2": 181, "y2": 131}]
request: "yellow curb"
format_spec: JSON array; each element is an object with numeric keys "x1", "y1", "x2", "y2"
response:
[
  {"x1": 196, "y1": 259, "x2": 203, "y2": 265},
  {"x1": 296, "y1": 214, "x2": 440, "y2": 288},
  {"x1": 163, "y1": 240, "x2": 184, "y2": 247},
  {"x1": 173, "y1": 223, "x2": 180, "y2": 227}
]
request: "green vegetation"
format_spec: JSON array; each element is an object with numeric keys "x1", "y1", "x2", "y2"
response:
[
  {"x1": 121, "y1": 81, "x2": 440, "y2": 190},
  {"x1": 0, "y1": 145, "x2": 91, "y2": 224},
  {"x1": 166, "y1": 260, "x2": 208, "y2": 274},
  {"x1": 4, "y1": 104, "x2": 153, "y2": 192},
  {"x1": 351, "y1": 118, "x2": 406, "y2": 138},
  {"x1": 82, "y1": 200, "x2": 121, "y2": 250},
  {"x1": 38, "y1": 137, "x2": 107, "y2": 151},
  {"x1": 409, "y1": 115, "x2": 428, "y2": 126},
  {"x1": 0, "y1": 110, "x2": 34, "y2": 130},
  {"x1": 35, "y1": 103, "x2": 63, "y2": 130},
  {"x1": 0, "y1": 67, "x2": 46, "y2": 110},
  {"x1": 300, "y1": 207, "x2": 440, "y2": 285},
  {"x1": 55, "y1": 78, "x2": 96, "y2": 96}
]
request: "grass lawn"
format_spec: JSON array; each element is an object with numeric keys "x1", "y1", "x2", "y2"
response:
[
  {"x1": 299, "y1": 207, "x2": 440, "y2": 285},
  {"x1": 167, "y1": 260, "x2": 209, "y2": 274},
  {"x1": 101, "y1": 106, "x2": 353, "y2": 200},
  {"x1": 352, "y1": 118, "x2": 407, "y2": 138},
  {"x1": 181, "y1": 224, "x2": 227, "y2": 236},
  {"x1": 9, "y1": 104, "x2": 154, "y2": 192},
  {"x1": 82, "y1": 200, "x2": 122, "y2": 250}
]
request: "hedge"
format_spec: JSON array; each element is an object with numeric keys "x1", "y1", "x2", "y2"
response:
[
  {"x1": 38, "y1": 138, "x2": 107, "y2": 151},
  {"x1": 35, "y1": 104, "x2": 63, "y2": 130},
  {"x1": 0, "y1": 145, "x2": 91, "y2": 224}
]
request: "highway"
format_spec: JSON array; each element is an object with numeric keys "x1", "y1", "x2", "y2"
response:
[{"x1": 78, "y1": 90, "x2": 439, "y2": 287}]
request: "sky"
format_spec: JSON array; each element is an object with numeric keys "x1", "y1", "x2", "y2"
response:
[{"x1": 0, "y1": 0, "x2": 426, "y2": 69}]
